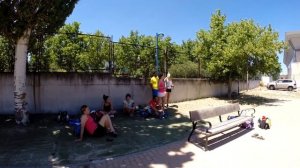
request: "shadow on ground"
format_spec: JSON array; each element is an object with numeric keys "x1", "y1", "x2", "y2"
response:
[
  {"x1": 86, "y1": 140, "x2": 195, "y2": 168},
  {"x1": 189, "y1": 127, "x2": 253, "y2": 151},
  {"x1": 0, "y1": 107, "x2": 191, "y2": 167},
  {"x1": 217, "y1": 93, "x2": 288, "y2": 106}
]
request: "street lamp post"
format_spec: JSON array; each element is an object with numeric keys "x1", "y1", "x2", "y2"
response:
[{"x1": 155, "y1": 33, "x2": 164, "y2": 74}]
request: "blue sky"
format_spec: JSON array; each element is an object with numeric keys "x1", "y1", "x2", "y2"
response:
[{"x1": 66, "y1": 0, "x2": 300, "y2": 74}]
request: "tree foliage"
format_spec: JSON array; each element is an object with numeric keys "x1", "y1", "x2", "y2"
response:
[
  {"x1": 0, "y1": 36, "x2": 14, "y2": 72},
  {"x1": 0, "y1": 0, "x2": 78, "y2": 124},
  {"x1": 196, "y1": 10, "x2": 285, "y2": 97},
  {"x1": 169, "y1": 61, "x2": 199, "y2": 78},
  {"x1": 114, "y1": 31, "x2": 155, "y2": 77},
  {"x1": 114, "y1": 31, "x2": 179, "y2": 78},
  {"x1": 0, "y1": 0, "x2": 78, "y2": 42}
]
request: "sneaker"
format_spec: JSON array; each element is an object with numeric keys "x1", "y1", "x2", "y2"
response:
[{"x1": 108, "y1": 132, "x2": 118, "y2": 138}]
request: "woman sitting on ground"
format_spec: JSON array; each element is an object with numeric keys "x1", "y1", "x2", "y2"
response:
[
  {"x1": 76, "y1": 105, "x2": 117, "y2": 141},
  {"x1": 123, "y1": 93, "x2": 135, "y2": 117},
  {"x1": 102, "y1": 95, "x2": 116, "y2": 116}
]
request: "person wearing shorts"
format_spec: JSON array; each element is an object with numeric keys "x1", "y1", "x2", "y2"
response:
[
  {"x1": 150, "y1": 72, "x2": 159, "y2": 97},
  {"x1": 157, "y1": 73, "x2": 166, "y2": 109},
  {"x1": 164, "y1": 72, "x2": 174, "y2": 107},
  {"x1": 76, "y1": 105, "x2": 117, "y2": 141}
]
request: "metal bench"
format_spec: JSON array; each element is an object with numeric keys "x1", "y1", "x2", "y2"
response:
[{"x1": 188, "y1": 103, "x2": 255, "y2": 151}]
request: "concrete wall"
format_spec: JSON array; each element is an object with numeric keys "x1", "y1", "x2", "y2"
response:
[
  {"x1": 291, "y1": 62, "x2": 300, "y2": 88},
  {"x1": 0, "y1": 73, "x2": 259, "y2": 114}
]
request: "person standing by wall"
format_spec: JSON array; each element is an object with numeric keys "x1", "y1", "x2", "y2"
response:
[
  {"x1": 164, "y1": 72, "x2": 174, "y2": 107},
  {"x1": 150, "y1": 72, "x2": 159, "y2": 98},
  {"x1": 157, "y1": 73, "x2": 166, "y2": 109}
]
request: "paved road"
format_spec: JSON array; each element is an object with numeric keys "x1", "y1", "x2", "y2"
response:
[{"x1": 73, "y1": 98, "x2": 300, "y2": 168}]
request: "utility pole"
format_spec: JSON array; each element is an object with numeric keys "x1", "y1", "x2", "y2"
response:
[{"x1": 155, "y1": 33, "x2": 164, "y2": 74}]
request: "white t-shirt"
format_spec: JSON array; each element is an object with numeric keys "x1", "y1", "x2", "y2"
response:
[
  {"x1": 165, "y1": 78, "x2": 173, "y2": 89},
  {"x1": 123, "y1": 99, "x2": 134, "y2": 108}
]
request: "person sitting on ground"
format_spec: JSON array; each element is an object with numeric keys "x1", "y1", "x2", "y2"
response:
[
  {"x1": 76, "y1": 105, "x2": 117, "y2": 141},
  {"x1": 123, "y1": 93, "x2": 135, "y2": 117},
  {"x1": 102, "y1": 95, "x2": 116, "y2": 117},
  {"x1": 149, "y1": 96, "x2": 163, "y2": 117}
]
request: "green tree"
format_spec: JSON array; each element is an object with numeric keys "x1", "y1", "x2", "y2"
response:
[
  {"x1": 159, "y1": 37, "x2": 178, "y2": 75},
  {"x1": 29, "y1": 23, "x2": 111, "y2": 72},
  {"x1": 0, "y1": 0, "x2": 78, "y2": 124},
  {"x1": 0, "y1": 36, "x2": 14, "y2": 72},
  {"x1": 169, "y1": 61, "x2": 199, "y2": 78},
  {"x1": 114, "y1": 31, "x2": 156, "y2": 78},
  {"x1": 41, "y1": 22, "x2": 83, "y2": 72},
  {"x1": 196, "y1": 10, "x2": 284, "y2": 98},
  {"x1": 78, "y1": 30, "x2": 111, "y2": 72}
]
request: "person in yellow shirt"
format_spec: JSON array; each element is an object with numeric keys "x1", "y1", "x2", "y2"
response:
[{"x1": 150, "y1": 72, "x2": 159, "y2": 97}]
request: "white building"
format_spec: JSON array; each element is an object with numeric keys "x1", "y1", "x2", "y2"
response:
[{"x1": 284, "y1": 31, "x2": 300, "y2": 87}]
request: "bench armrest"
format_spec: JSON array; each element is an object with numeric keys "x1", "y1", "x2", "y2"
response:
[
  {"x1": 239, "y1": 108, "x2": 255, "y2": 117},
  {"x1": 198, "y1": 120, "x2": 212, "y2": 132}
]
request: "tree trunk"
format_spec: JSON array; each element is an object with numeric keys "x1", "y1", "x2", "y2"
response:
[
  {"x1": 198, "y1": 59, "x2": 201, "y2": 78},
  {"x1": 227, "y1": 77, "x2": 232, "y2": 99},
  {"x1": 14, "y1": 29, "x2": 31, "y2": 125},
  {"x1": 246, "y1": 70, "x2": 249, "y2": 91}
]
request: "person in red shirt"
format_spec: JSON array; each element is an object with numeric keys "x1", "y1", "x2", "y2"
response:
[
  {"x1": 157, "y1": 74, "x2": 166, "y2": 109},
  {"x1": 76, "y1": 105, "x2": 117, "y2": 141},
  {"x1": 149, "y1": 96, "x2": 163, "y2": 117}
]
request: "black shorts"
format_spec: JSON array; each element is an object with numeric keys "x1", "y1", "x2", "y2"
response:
[
  {"x1": 166, "y1": 89, "x2": 172, "y2": 93},
  {"x1": 93, "y1": 124, "x2": 107, "y2": 137}
]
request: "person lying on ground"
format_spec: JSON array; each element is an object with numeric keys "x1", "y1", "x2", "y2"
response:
[
  {"x1": 76, "y1": 105, "x2": 117, "y2": 141},
  {"x1": 123, "y1": 93, "x2": 135, "y2": 117}
]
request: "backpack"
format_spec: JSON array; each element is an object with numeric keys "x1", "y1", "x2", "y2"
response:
[
  {"x1": 57, "y1": 111, "x2": 69, "y2": 123},
  {"x1": 69, "y1": 119, "x2": 81, "y2": 137},
  {"x1": 258, "y1": 116, "x2": 271, "y2": 129},
  {"x1": 139, "y1": 106, "x2": 152, "y2": 118},
  {"x1": 228, "y1": 115, "x2": 254, "y2": 129},
  {"x1": 240, "y1": 119, "x2": 254, "y2": 129},
  {"x1": 90, "y1": 110, "x2": 103, "y2": 122},
  {"x1": 159, "y1": 110, "x2": 169, "y2": 119}
]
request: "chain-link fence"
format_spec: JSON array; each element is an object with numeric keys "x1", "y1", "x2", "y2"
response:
[{"x1": 1, "y1": 33, "x2": 172, "y2": 78}]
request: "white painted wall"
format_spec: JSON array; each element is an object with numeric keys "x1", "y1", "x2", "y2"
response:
[
  {"x1": 291, "y1": 62, "x2": 300, "y2": 88},
  {"x1": 0, "y1": 73, "x2": 259, "y2": 114},
  {"x1": 261, "y1": 76, "x2": 271, "y2": 86}
]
